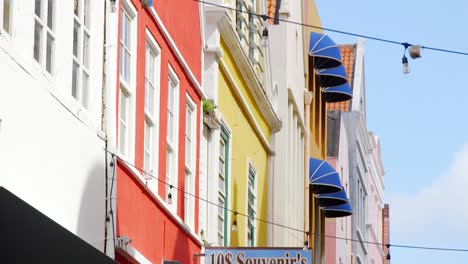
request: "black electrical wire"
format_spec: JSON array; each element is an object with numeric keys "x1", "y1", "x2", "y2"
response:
[
  {"x1": 109, "y1": 154, "x2": 117, "y2": 248},
  {"x1": 195, "y1": 0, "x2": 468, "y2": 56},
  {"x1": 105, "y1": 149, "x2": 468, "y2": 253}
]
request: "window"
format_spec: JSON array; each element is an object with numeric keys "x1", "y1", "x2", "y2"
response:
[
  {"x1": 217, "y1": 128, "x2": 229, "y2": 246},
  {"x1": 34, "y1": 0, "x2": 55, "y2": 73},
  {"x1": 0, "y1": 0, "x2": 12, "y2": 34},
  {"x1": 119, "y1": 88, "x2": 129, "y2": 156},
  {"x1": 143, "y1": 36, "x2": 161, "y2": 179},
  {"x1": 118, "y1": 3, "x2": 135, "y2": 158},
  {"x1": 184, "y1": 95, "x2": 196, "y2": 230},
  {"x1": 120, "y1": 7, "x2": 131, "y2": 84},
  {"x1": 247, "y1": 163, "x2": 256, "y2": 246},
  {"x1": 72, "y1": 0, "x2": 90, "y2": 108},
  {"x1": 166, "y1": 67, "x2": 179, "y2": 210}
]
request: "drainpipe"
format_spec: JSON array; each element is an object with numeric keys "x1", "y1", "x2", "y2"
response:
[
  {"x1": 303, "y1": 89, "x2": 313, "y2": 242},
  {"x1": 102, "y1": 0, "x2": 119, "y2": 258}
]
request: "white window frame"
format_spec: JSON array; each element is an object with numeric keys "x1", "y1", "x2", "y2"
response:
[
  {"x1": 33, "y1": 0, "x2": 55, "y2": 74},
  {"x1": 184, "y1": 94, "x2": 196, "y2": 230},
  {"x1": 72, "y1": 0, "x2": 91, "y2": 108},
  {"x1": 166, "y1": 65, "x2": 179, "y2": 212},
  {"x1": 143, "y1": 30, "x2": 161, "y2": 191},
  {"x1": 118, "y1": 0, "x2": 137, "y2": 160},
  {"x1": 0, "y1": 0, "x2": 12, "y2": 36},
  {"x1": 217, "y1": 126, "x2": 230, "y2": 246},
  {"x1": 246, "y1": 161, "x2": 257, "y2": 247}
]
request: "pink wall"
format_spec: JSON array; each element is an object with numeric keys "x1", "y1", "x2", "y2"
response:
[{"x1": 325, "y1": 117, "x2": 351, "y2": 264}]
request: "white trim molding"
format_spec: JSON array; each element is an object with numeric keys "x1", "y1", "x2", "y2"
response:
[
  {"x1": 116, "y1": 239, "x2": 152, "y2": 264},
  {"x1": 218, "y1": 15, "x2": 282, "y2": 133}
]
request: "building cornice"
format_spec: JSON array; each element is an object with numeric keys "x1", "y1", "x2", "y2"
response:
[{"x1": 218, "y1": 15, "x2": 282, "y2": 133}]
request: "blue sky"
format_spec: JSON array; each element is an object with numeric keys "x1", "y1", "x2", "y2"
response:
[{"x1": 315, "y1": 0, "x2": 468, "y2": 263}]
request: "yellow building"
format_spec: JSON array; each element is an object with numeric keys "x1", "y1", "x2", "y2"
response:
[
  {"x1": 199, "y1": 0, "x2": 281, "y2": 247},
  {"x1": 217, "y1": 0, "x2": 281, "y2": 246}
]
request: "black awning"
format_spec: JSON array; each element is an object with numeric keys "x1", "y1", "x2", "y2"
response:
[{"x1": 0, "y1": 187, "x2": 117, "y2": 264}]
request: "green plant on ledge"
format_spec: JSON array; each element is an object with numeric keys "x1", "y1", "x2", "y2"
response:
[{"x1": 202, "y1": 99, "x2": 217, "y2": 114}]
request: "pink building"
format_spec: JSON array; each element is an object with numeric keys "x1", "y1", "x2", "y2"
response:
[
  {"x1": 325, "y1": 111, "x2": 352, "y2": 264},
  {"x1": 366, "y1": 134, "x2": 385, "y2": 264}
]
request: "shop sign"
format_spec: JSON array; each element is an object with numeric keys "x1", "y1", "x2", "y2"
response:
[{"x1": 205, "y1": 248, "x2": 312, "y2": 264}]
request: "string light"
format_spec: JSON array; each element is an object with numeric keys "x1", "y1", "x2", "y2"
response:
[
  {"x1": 107, "y1": 150, "x2": 468, "y2": 253},
  {"x1": 195, "y1": 0, "x2": 468, "y2": 57},
  {"x1": 303, "y1": 231, "x2": 310, "y2": 251},
  {"x1": 232, "y1": 212, "x2": 238, "y2": 232},
  {"x1": 167, "y1": 185, "x2": 173, "y2": 205}
]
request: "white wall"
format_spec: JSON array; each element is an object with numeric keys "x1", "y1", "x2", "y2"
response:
[
  {"x1": 0, "y1": 0, "x2": 106, "y2": 251},
  {"x1": 268, "y1": 0, "x2": 307, "y2": 247}
]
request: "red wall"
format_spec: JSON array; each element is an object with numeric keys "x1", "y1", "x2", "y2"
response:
[
  {"x1": 154, "y1": 0, "x2": 203, "y2": 81},
  {"x1": 117, "y1": 164, "x2": 201, "y2": 264}
]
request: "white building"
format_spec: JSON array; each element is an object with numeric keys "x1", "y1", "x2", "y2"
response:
[
  {"x1": 268, "y1": 0, "x2": 307, "y2": 247},
  {"x1": 0, "y1": 0, "x2": 109, "y2": 255}
]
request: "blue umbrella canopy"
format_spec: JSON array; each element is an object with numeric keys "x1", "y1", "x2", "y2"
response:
[
  {"x1": 322, "y1": 202, "x2": 352, "y2": 218},
  {"x1": 309, "y1": 158, "x2": 343, "y2": 194},
  {"x1": 322, "y1": 83, "x2": 352, "y2": 103},
  {"x1": 316, "y1": 65, "x2": 348, "y2": 88},
  {"x1": 309, "y1": 32, "x2": 343, "y2": 70},
  {"x1": 317, "y1": 188, "x2": 349, "y2": 207}
]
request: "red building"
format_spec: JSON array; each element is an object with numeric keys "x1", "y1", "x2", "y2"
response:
[{"x1": 112, "y1": 0, "x2": 203, "y2": 263}]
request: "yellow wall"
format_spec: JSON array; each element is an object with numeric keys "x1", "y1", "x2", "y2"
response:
[{"x1": 219, "y1": 39, "x2": 271, "y2": 247}]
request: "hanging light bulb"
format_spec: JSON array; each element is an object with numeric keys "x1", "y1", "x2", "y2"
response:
[
  {"x1": 167, "y1": 185, "x2": 173, "y2": 204},
  {"x1": 402, "y1": 55, "x2": 409, "y2": 74},
  {"x1": 386, "y1": 244, "x2": 391, "y2": 260},
  {"x1": 302, "y1": 240, "x2": 309, "y2": 251},
  {"x1": 232, "y1": 220, "x2": 238, "y2": 232},
  {"x1": 260, "y1": 14, "x2": 269, "y2": 48},
  {"x1": 232, "y1": 212, "x2": 238, "y2": 232},
  {"x1": 261, "y1": 27, "x2": 269, "y2": 48},
  {"x1": 303, "y1": 231, "x2": 310, "y2": 251}
]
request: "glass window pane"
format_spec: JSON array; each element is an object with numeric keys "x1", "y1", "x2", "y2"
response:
[
  {"x1": 3, "y1": 0, "x2": 11, "y2": 33},
  {"x1": 83, "y1": 32, "x2": 90, "y2": 67},
  {"x1": 33, "y1": 22, "x2": 42, "y2": 62},
  {"x1": 218, "y1": 217, "x2": 223, "y2": 234},
  {"x1": 218, "y1": 175, "x2": 225, "y2": 192},
  {"x1": 73, "y1": 21, "x2": 79, "y2": 57},
  {"x1": 46, "y1": 33, "x2": 54, "y2": 73},
  {"x1": 119, "y1": 91, "x2": 127, "y2": 155},
  {"x1": 219, "y1": 140, "x2": 225, "y2": 159},
  {"x1": 166, "y1": 152, "x2": 171, "y2": 179},
  {"x1": 47, "y1": 0, "x2": 54, "y2": 29},
  {"x1": 218, "y1": 197, "x2": 224, "y2": 216},
  {"x1": 72, "y1": 62, "x2": 79, "y2": 99},
  {"x1": 35, "y1": 0, "x2": 42, "y2": 17},
  {"x1": 84, "y1": 0, "x2": 90, "y2": 28},
  {"x1": 124, "y1": 50, "x2": 130, "y2": 81},
  {"x1": 82, "y1": 71, "x2": 89, "y2": 108},
  {"x1": 167, "y1": 111, "x2": 173, "y2": 143},
  {"x1": 124, "y1": 15, "x2": 130, "y2": 47}
]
